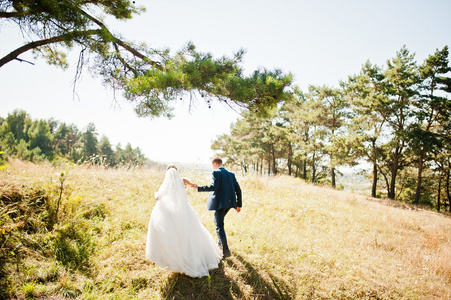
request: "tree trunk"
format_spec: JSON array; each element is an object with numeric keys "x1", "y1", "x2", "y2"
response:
[
  {"x1": 388, "y1": 150, "x2": 400, "y2": 200},
  {"x1": 303, "y1": 159, "x2": 307, "y2": 180},
  {"x1": 312, "y1": 153, "x2": 316, "y2": 183},
  {"x1": 414, "y1": 150, "x2": 425, "y2": 204},
  {"x1": 331, "y1": 127, "x2": 336, "y2": 188},
  {"x1": 331, "y1": 167, "x2": 336, "y2": 188},
  {"x1": 287, "y1": 142, "x2": 292, "y2": 176},
  {"x1": 372, "y1": 163, "x2": 377, "y2": 197},
  {"x1": 382, "y1": 170, "x2": 391, "y2": 199},
  {"x1": 272, "y1": 145, "x2": 277, "y2": 175},
  {"x1": 268, "y1": 157, "x2": 271, "y2": 175},
  {"x1": 447, "y1": 159, "x2": 451, "y2": 212},
  {"x1": 437, "y1": 174, "x2": 442, "y2": 212}
]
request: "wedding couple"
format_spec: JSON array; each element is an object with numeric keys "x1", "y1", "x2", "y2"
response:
[{"x1": 145, "y1": 157, "x2": 242, "y2": 277}]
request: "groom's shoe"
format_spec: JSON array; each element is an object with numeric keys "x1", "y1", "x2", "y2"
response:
[{"x1": 222, "y1": 251, "x2": 232, "y2": 259}]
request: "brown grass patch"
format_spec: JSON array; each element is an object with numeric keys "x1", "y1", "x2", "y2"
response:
[{"x1": 1, "y1": 160, "x2": 451, "y2": 299}]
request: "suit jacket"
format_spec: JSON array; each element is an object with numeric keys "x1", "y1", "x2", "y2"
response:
[{"x1": 198, "y1": 167, "x2": 242, "y2": 211}]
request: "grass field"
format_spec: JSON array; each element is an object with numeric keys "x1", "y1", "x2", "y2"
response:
[{"x1": 1, "y1": 159, "x2": 451, "y2": 299}]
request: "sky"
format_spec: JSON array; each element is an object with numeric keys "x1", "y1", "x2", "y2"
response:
[{"x1": 1, "y1": 0, "x2": 451, "y2": 165}]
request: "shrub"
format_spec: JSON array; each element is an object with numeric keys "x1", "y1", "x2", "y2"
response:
[
  {"x1": 22, "y1": 281, "x2": 37, "y2": 299},
  {"x1": 51, "y1": 221, "x2": 95, "y2": 271},
  {"x1": 81, "y1": 203, "x2": 108, "y2": 220}
]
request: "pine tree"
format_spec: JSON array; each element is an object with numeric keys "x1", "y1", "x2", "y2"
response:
[
  {"x1": 379, "y1": 46, "x2": 419, "y2": 199},
  {"x1": 98, "y1": 136, "x2": 115, "y2": 166},
  {"x1": 345, "y1": 61, "x2": 387, "y2": 197},
  {"x1": 412, "y1": 46, "x2": 451, "y2": 204},
  {"x1": 28, "y1": 119, "x2": 54, "y2": 158},
  {"x1": 81, "y1": 123, "x2": 98, "y2": 159}
]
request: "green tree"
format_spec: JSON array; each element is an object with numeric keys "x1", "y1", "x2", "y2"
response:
[
  {"x1": 54, "y1": 122, "x2": 71, "y2": 156},
  {"x1": 308, "y1": 85, "x2": 349, "y2": 187},
  {"x1": 28, "y1": 119, "x2": 54, "y2": 157},
  {"x1": 81, "y1": 123, "x2": 98, "y2": 158},
  {"x1": 411, "y1": 46, "x2": 451, "y2": 204},
  {"x1": 282, "y1": 91, "x2": 315, "y2": 180},
  {"x1": 98, "y1": 135, "x2": 115, "y2": 166},
  {"x1": 120, "y1": 143, "x2": 141, "y2": 166},
  {"x1": 212, "y1": 110, "x2": 286, "y2": 175},
  {"x1": 212, "y1": 132, "x2": 247, "y2": 172},
  {"x1": 299, "y1": 87, "x2": 330, "y2": 184},
  {"x1": 273, "y1": 96, "x2": 306, "y2": 177},
  {"x1": 115, "y1": 143, "x2": 125, "y2": 165},
  {"x1": 47, "y1": 118, "x2": 59, "y2": 134},
  {"x1": 133, "y1": 146, "x2": 146, "y2": 166},
  {"x1": 238, "y1": 113, "x2": 268, "y2": 174},
  {"x1": 376, "y1": 46, "x2": 419, "y2": 199},
  {"x1": 67, "y1": 124, "x2": 80, "y2": 160},
  {"x1": 229, "y1": 112, "x2": 285, "y2": 176},
  {"x1": 345, "y1": 61, "x2": 387, "y2": 197},
  {"x1": 15, "y1": 139, "x2": 30, "y2": 160},
  {"x1": 0, "y1": 129, "x2": 16, "y2": 154},
  {"x1": 5, "y1": 110, "x2": 31, "y2": 142}
]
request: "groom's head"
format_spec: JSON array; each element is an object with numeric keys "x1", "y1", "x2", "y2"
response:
[{"x1": 212, "y1": 156, "x2": 222, "y2": 170}]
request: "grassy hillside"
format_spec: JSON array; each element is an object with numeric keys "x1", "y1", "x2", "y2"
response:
[{"x1": 1, "y1": 159, "x2": 450, "y2": 299}]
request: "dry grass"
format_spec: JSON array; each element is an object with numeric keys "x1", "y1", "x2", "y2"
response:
[{"x1": 1, "y1": 159, "x2": 451, "y2": 299}]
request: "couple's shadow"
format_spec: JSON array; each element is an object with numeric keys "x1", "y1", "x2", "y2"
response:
[{"x1": 160, "y1": 253, "x2": 291, "y2": 299}]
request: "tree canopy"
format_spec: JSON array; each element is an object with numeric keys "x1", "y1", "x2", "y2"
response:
[
  {"x1": 0, "y1": 109, "x2": 148, "y2": 166},
  {"x1": 0, "y1": 0, "x2": 293, "y2": 117}
]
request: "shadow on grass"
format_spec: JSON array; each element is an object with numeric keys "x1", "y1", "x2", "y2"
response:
[{"x1": 161, "y1": 253, "x2": 292, "y2": 299}]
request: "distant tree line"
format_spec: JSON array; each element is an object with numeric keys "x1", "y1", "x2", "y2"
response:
[
  {"x1": 212, "y1": 46, "x2": 451, "y2": 211},
  {"x1": 0, "y1": 110, "x2": 147, "y2": 167}
]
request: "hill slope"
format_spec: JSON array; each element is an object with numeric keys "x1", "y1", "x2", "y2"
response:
[{"x1": 1, "y1": 160, "x2": 450, "y2": 299}]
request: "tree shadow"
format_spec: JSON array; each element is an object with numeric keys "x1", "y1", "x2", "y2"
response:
[{"x1": 160, "y1": 253, "x2": 293, "y2": 299}]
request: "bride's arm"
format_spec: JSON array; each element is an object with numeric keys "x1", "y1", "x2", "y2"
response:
[{"x1": 182, "y1": 177, "x2": 195, "y2": 188}]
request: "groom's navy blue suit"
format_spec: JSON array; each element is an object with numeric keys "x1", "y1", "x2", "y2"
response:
[{"x1": 198, "y1": 167, "x2": 242, "y2": 256}]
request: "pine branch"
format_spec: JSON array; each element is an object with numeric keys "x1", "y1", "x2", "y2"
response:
[
  {"x1": 64, "y1": 0, "x2": 163, "y2": 70},
  {"x1": 1, "y1": 1, "x2": 162, "y2": 71},
  {"x1": 0, "y1": 11, "x2": 20, "y2": 18},
  {"x1": 113, "y1": 42, "x2": 138, "y2": 77},
  {"x1": 113, "y1": 38, "x2": 162, "y2": 70},
  {"x1": 15, "y1": 57, "x2": 35, "y2": 65},
  {"x1": 0, "y1": 29, "x2": 102, "y2": 67}
]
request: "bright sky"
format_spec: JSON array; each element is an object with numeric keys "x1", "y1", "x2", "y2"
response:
[{"x1": 1, "y1": 0, "x2": 450, "y2": 165}]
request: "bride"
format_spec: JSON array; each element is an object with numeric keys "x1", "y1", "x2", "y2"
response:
[{"x1": 146, "y1": 165, "x2": 222, "y2": 277}]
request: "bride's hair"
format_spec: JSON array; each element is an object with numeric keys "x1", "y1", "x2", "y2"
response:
[{"x1": 166, "y1": 164, "x2": 177, "y2": 170}]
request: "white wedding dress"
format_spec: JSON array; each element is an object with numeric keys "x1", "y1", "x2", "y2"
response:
[{"x1": 146, "y1": 168, "x2": 222, "y2": 277}]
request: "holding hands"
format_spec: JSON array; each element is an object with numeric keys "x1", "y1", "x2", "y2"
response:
[{"x1": 182, "y1": 178, "x2": 198, "y2": 189}]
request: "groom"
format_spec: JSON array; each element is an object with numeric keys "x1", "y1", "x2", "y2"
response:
[{"x1": 194, "y1": 157, "x2": 242, "y2": 258}]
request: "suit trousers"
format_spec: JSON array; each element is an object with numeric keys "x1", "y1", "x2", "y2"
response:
[{"x1": 214, "y1": 208, "x2": 231, "y2": 255}]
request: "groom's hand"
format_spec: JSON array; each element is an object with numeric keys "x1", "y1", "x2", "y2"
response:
[{"x1": 236, "y1": 207, "x2": 241, "y2": 213}]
